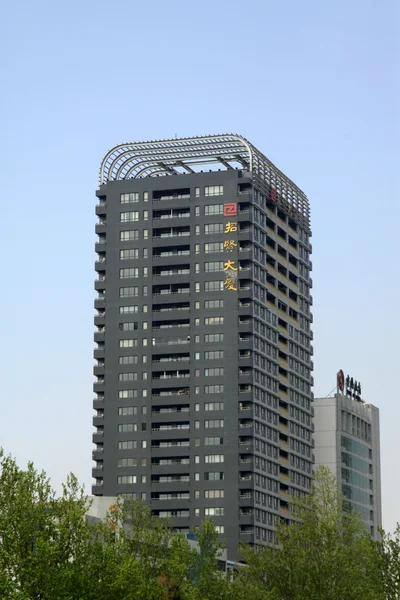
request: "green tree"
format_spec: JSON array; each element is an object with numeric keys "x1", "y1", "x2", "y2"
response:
[
  {"x1": 0, "y1": 448, "x2": 97, "y2": 599},
  {"x1": 377, "y1": 523, "x2": 400, "y2": 600},
  {"x1": 0, "y1": 449, "x2": 232, "y2": 600},
  {"x1": 238, "y1": 466, "x2": 384, "y2": 600}
]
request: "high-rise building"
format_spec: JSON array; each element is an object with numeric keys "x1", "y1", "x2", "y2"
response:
[
  {"x1": 92, "y1": 134, "x2": 314, "y2": 559},
  {"x1": 314, "y1": 373, "x2": 382, "y2": 538}
]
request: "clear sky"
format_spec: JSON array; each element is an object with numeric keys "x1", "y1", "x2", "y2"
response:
[{"x1": 0, "y1": 1, "x2": 398, "y2": 531}]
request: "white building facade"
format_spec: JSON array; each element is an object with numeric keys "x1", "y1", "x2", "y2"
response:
[{"x1": 314, "y1": 392, "x2": 382, "y2": 538}]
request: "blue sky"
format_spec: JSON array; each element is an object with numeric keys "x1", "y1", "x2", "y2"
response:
[{"x1": 0, "y1": 1, "x2": 398, "y2": 530}]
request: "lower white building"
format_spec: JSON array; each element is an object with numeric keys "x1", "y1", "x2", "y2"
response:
[{"x1": 314, "y1": 387, "x2": 382, "y2": 539}]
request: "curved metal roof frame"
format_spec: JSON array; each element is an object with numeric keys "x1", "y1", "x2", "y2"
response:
[{"x1": 99, "y1": 134, "x2": 309, "y2": 225}]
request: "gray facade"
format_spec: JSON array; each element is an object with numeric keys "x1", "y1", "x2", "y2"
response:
[
  {"x1": 314, "y1": 393, "x2": 382, "y2": 538},
  {"x1": 92, "y1": 135, "x2": 314, "y2": 559}
]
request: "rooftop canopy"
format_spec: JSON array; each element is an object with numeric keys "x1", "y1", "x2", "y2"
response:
[{"x1": 99, "y1": 134, "x2": 309, "y2": 226}]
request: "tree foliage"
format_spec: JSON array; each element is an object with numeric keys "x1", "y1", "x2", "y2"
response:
[
  {"x1": 0, "y1": 452, "x2": 396, "y2": 599},
  {"x1": 377, "y1": 523, "x2": 400, "y2": 600},
  {"x1": 237, "y1": 466, "x2": 385, "y2": 600}
]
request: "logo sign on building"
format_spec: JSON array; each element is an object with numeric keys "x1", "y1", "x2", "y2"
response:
[
  {"x1": 337, "y1": 370, "x2": 345, "y2": 393},
  {"x1": 223, "y1": 203, "x2": 237, "y2": 217}
]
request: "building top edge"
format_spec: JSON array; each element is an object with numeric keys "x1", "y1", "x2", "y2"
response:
[{"x1": 98, "y1": 133, "x2": 309, "y2": 221}]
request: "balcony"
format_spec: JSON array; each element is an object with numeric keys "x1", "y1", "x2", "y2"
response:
[
  {"x1": 92, "y1": 447, "x2": 104, "y2": 459},
  {"x1": 151, "y1": 439, "x2": 190, "y2": 449},
  {"x1": 153, "y1": 285, "x2": 190, "y2": 296},
  {"x1": 153, "y1": 226, "x2": 190, "y2": 240},
  {"x1": 153, "y1": 209, "x2": 190, "y2": 220},
  {"x1": 152, "y1": 372, "x2": 190, "y2": 381},
  {"x1": 151, "y1": 492, "x2": 190, "y2": 501},
  {"x1": 95, "y1": 201, "x2": 107, "y2": 215},
  {"x1": 152, "y1": 387, "x2": 190, "y2": 398},
  {"x1": 152, "y1": 303, "x2": 190, "y2": 314},
  {"x1": 92, "y1": 465, "x2": 103, "y2": 478},
  {"x1": 153, "y1": 266, "x2": 190, "y2": 278},
  {"x1": 153, "y1": 246, "x2": 190, "y2": 259},
  {"x1": 152, "y1": 338, "x2": 190, "y2": 347},
  {"x1": 92, "y1": 430, "x2": 104, "y2": 444},
  {"x1": 152, "y1": 321, "x2": 190, "y2": 331},
  {"x1": 93, "y1": 396, "x2": 104, "y2": 409},
  {"x1": 151, "y1": 422, "x2": 190, "y2": 432},
  {"x1": 93, "y1": 414, "x2": 104, "y2": 427}
]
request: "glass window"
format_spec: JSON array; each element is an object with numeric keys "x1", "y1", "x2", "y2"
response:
[
  {"x1": 204, "y1": 242, "x2": 223, "y2": 253},
  {"x1": 120, "y1": 193, "x2": 139, "y2": 204},
  {"x1": 117, "y1": 475, "x2": 137, "y2": 484},
  {"x1": 205, "y1": 204, "x2": 223, "y2": 215},
  {"x1": 120, "y1": 211, "x2": 139, "y2": 222},
  {"x1": 120, "y1": 268, "x2": 139, "y2": 279},
  {"x1": 205, "y1": 223, "x2": 223, "y2": 235},
  {"x1": 204, "y1": 317, "x2": 224, "y2": 326},
  {"x1": 204, "y1": 261, "x2": 223, "y2": 272},
  {"x1": 120, "y1": 230, "x2": 139, "y2": 242},
  {"x1": 120, "y1": 249, "x2": 138, "y2": 260},
  {"x1": 119, "y1": 287, "x2": 139, "y2": 297},
  {"x1": 204, "y1": 185, "x2": 224, "y2": 197},
  {"x1": 204, "y1": 281, "x2": 224, "y2": 292}
]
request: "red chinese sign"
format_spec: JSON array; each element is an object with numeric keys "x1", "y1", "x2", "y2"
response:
[{"x1": 223, "y1": 202, "x2": 237, "y2": 217}]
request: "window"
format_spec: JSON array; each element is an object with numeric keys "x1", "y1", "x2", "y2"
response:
[
  {"x1": 204, "y1": 317, "x2": 224, "y2": 326},
  {"x1": 117, "y1": 475, "x2": 136, "y2": 484},
  {"x1": 119, "y1": 306, "x2": 138, "y2": 314},
  {"x1": 205, "y1": 385, "x2": 224, "y2": 394},
  {"x1": 205, "y1": 281, "x2": 224, "y2": 292},
  {"x1": 119, "y1": 322, "x2": 138, "y2": 331},
  {"x1": 143, "y1": 229, "x2": 148, "y2": 239},
  {"x1": 204, "y1": 350, "x2": 224, "y2": 360},
  {"x1": 118, "y1": 440, "x2": 137, "y2": 449},
  {"x1": 204, "y1": 299, "x2": 224, "y2": 309},
  {"x1": 119, "y1": 339, "x2": 138, "y2": 348},
  {"x1": 205, "y1": 242, "x2": 223, "y2": 253},
  {"x1": 205, "y1": 204, "x2": 223, "y2": 215},
  {"x1": 204, "y1": 262, "x2": 223, "y2": 273},
  {"x1": 205, "y1": 223, "x2": 223, "y2": 235},
  {"x1": 120, "y1": 230, "x2": 139, "y2": 242},
  {"x1": 205, "y1": 454, "x2": 224, "y2": 463},
  {"x1": 119, "y1": 390, "x2": 137, "y2": 399},
  {"x1": 118, "y1": 458, "x2": 137, "y2": 467},
  {"x1": 205, "y1": 437, "x2": 223, "y2": 445},
  {"x1": 144, "y1": 191, "x2": 148, "y2": 202},
  {"x1": 118, "y1": 373, "x2": 138, "y2": 382},
  {"x1": 120, "y1": 287, "x2": 139, "y2": 297},
  {"x1": 120, "y1": 211, "x2": 139, "y2": 222},
  {"x1": 205, "y1": 507, "x2": 224, "y2": 516},
  {"x1": 120, "y1": 249, "x2": 138, "y2": 260},
  {"x1": 121, "y1": 193, "x2": 139, "y2": 204},
  {"x1": 204, "y1": 333, "x2": 224, "y2": 343},
  {"x1": 205, "y1": 419, "x2": 224, "y2": 428},
  {"x1": 205, "y1": 489, "x2": 224, "y2": 498},
  {"x1": 205, "y1": 402, "x2": 224, "y2": 411},
  {"x1": 120, "y1": 268, "x2": 139, "y2": 279},
  {"x1": 214, "y1": 525, "x2": 224, "y2": 534},
  {"x1": 118, "y1": 423, "x2": 137, "y2": 432},
  {"x1": 195, "y1": 187, "x2": 200, "y2": 197},
  {"x1": 118, "y1": 356, "x2": 138, "y2": 365},
  {"x1": 205, "y1": 472, "x2": 224, "y2": 480},
  {"x1": 205, "y1": 367, "x2": 224, "y2": 380},
  {"x1": 118, "y1": 407, "x2": 137, "y2": 415},
  {"x1": 143, "y1": 248, "x2": 148, "y2": 258},
  {"x1": 205, "y1": 185, "x2": 224, "y2": 197},
  {"x1": 143, "y1": 210, "x2": 148, "y2": 220}
]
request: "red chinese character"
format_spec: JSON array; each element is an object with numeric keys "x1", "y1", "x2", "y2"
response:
[
  {"x1": 270, "y1": 187, "x2": 276, "y2": 202},
  {"x1": 224, "y1": 203, "x2": 237, "y2": 217}
]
